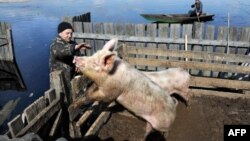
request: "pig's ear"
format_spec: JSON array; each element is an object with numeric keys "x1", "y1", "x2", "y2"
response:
[
  {"x1": 103, "y1": 38, "x2": 118, "y2": 51},
  {"x1": 102, "y1": 52, "x2": 116, "y2": 72}
]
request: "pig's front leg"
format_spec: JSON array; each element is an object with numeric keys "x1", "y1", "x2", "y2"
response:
[{"x1": 68, "y1": 83, "x2": 99, "y2": 116}]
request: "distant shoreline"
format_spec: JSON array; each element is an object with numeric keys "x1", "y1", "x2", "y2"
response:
[{"x1": 0, "y1": 0, "x2": 30, "y2": 3}]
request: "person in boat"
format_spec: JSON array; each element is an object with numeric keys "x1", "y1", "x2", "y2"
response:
[
  {"x1": 49, "y1": 21, "x2": 91, "y2": 104},
  {"x1": 188, "y1": 0, "x2": 203, "y2": 17}
]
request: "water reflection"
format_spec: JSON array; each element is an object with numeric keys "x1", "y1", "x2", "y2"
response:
[{"x1": 0, "y1": 0, "x2": 250, "y2": 134}]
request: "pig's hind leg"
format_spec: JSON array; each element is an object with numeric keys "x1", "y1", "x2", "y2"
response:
[
  {"x1": 143, "y1": 122, "x2": 169, "y2": 141},
  {"x1": 142, "y1": 122, "x2": 154, "y2": 141}
]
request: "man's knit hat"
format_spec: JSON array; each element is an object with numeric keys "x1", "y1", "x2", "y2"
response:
[{"x1": 57, "y1": 22, "x2": 73, "y2": 33}]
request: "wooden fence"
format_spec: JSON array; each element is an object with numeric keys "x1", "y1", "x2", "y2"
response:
[
  {"x1": 7, "y1": 71, "x2": 64, "y2": 138},
  {"x1": 0, "y1": 22, "x2": 26, "y2": 91},
  {"x1": 69, "y1": 21, "x2": 250, "y2": 77}
]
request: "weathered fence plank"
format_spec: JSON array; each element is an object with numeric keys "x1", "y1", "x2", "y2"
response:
[
  {"x1": 16, "y1": 99, "x2": 61, "y2": 137},
  {"x1": 83, "y1": 22, "x2": 94, "y2": 55},
  {"x1": 158, "y1": 24, "x2": 170, "y2": 70},
  {"x1": 94, "y1": 23, "x2": 104, "y2": 51},
  {"x1": 72, "y1": 12, "x2": 91, "y2": 22},
  {"x1": 123, "y1": 46, "x2": 250, "y2": 63},
  {"x1": 203, "y1": 25, "x2": 215, "y2": 77},
  {"x1": 146, "y1": 24, "x2": 157, "y2": 70},
  {"x1": 73, "y1": 22, "x2": 86, "y2": 55},
  {"x1": 169, "y1": 24, "x2": 181, "y2": 61},
  {"x1": 23, "y1": 96, "x2": 47, "y2": 123},
  {"x1": 191, "y1": 22, "x2": 203, "y2": 75},
  {"x1": 135, "y1": 24, "x2": 146, "y2": 70},
  {"x1": 125, "y1": 23, "x2": 135, "y2": 46},
  {"x1": 7, "y1": 115, "x2": 25, "y2": 138},
  {"x1": 190, "y1": 76, "x2": 250, "y2": 90},
  {"x1": 238, "y1": 27, "x2": 250, "y2": 54},
  {"x1": 126, "y1": 58, "x2": 250, "y2": 74},
  {"x1": 104, "y1": 23, "x2": 114, "y2": 45},
  {"x1": 44, "y1": 89, "x2": 57, "y2": 104}
]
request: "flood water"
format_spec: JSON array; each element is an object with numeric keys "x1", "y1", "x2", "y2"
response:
[{"x1": 0, "y1": 0, "x2": 250, "y2": 134}]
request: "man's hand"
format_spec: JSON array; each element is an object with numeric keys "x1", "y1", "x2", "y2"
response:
[{"x1": 75, "y1": 43, "x2": 91, "y2": 50}]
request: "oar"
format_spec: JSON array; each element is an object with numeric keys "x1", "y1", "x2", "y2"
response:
[{"x1": 195, "y1": 5, "x2": 200, "y2": 22}]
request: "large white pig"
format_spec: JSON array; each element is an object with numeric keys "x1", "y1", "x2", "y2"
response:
[{"x1": 73, "y1": 39, "x2": 187, "y2": 139}]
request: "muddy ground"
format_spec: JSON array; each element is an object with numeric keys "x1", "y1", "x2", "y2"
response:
[{"x1": 96, "y1": 91, "x2": 250, "y2": 141}]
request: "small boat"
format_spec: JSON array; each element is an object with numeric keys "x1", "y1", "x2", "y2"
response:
[{"x1": 140, "y1": 13, "x2": 215, "y2": 23}]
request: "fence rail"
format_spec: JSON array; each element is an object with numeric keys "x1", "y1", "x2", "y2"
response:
[{"x1": 70, "y1": 22, "x2": 250, "y2": 56}]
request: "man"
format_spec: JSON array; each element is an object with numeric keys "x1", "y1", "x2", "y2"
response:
[
  {"x1": 49, "y1": 21, "x2": 91, "y2": 104},
  {"x1": 188, "y1": 0, "x2": 203, "y2": 17}
]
